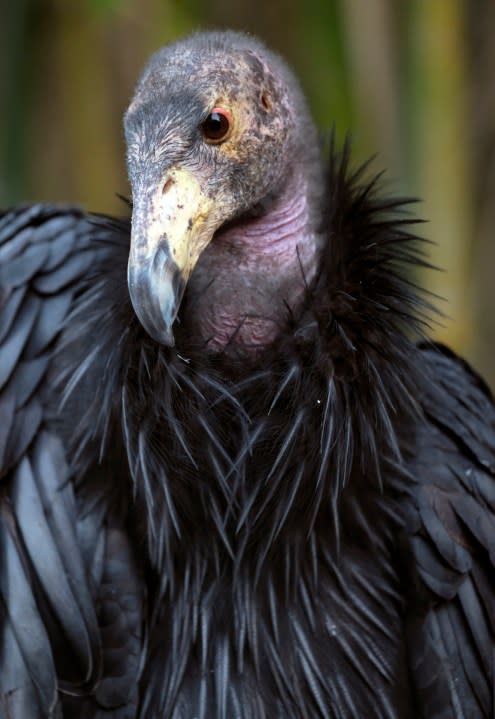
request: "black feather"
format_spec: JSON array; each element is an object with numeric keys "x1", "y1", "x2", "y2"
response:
[
  {"x1": 0, "y1": 139, "x2": 494, "y2": 719},
  {"x1": 50, "y1": 142, "x2": 431, "y2": 717}
]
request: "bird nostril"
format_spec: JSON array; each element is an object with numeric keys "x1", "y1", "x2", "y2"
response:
[
  {"x1": 261, "y1": 91, "x2": 272, "y2": 111},
  {"x1": 162, "y1": 177, "x2": 175, "y2": 195}
]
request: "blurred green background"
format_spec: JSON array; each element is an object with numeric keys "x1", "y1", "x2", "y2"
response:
[{"x1": 1, "y1": 0, "x2": 494, "y2": 385}]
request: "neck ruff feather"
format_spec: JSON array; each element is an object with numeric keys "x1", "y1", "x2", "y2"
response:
[{"x1": 58, "y1": 138, "x2": 434, "y2": 582}]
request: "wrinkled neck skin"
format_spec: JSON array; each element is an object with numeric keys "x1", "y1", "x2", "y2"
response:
[{"x1": 183, "y1": 169, "x2": 322, "y2": 354}]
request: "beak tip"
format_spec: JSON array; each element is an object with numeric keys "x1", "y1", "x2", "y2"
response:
[
  {"x1": 132, "y1": 308, "x2": 177, "y2": 347},
  {"x1": 160, "y1": 326, "x2": 176, "y2": 347},
  {"x1": 128, "y1": 253, "x2": 184, "y2": 348}
]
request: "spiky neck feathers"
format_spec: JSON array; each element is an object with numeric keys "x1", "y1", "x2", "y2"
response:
[{"x1": 61, "y1": 141, "x2": 431, "y2": 586}]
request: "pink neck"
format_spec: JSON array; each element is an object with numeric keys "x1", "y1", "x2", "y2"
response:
[
  {"x1": 187, "y1": 172, "x2": 317, "y2": 353},
  {"x1": 215, "y1": 173, "x2": 312, "y2": 257}
]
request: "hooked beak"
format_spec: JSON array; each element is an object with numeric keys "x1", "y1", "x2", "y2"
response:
[{"x1": 127, "y1": 167, "x2": 218, "y2": 345}]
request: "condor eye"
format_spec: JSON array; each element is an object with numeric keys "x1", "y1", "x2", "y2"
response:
[{"x1": 201, "y1": 108, "x2": 232, "y2": 144}]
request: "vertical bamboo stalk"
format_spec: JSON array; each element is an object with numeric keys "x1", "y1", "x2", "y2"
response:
[
  {"x1": 0, "y1": 0, "x2": 29, "y2": 205},
  {"x1": 294, "y1": 0, "x2": 352, "y2": 136},
  {"x1": 340, "y1": 0, "x2": 403, "y2": 178},
  {"x1": 409, "y1": 0, "x2": 473, "y2": 353},
  {"x1": 54, "y1": 6, "x2": 123, "y2": 212},
  {"x1": 469, "y1": 2, "x2": 495, "y2": 388}
]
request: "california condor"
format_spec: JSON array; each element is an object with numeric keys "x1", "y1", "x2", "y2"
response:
[{"x1": 0, "y1": 30, "x2": 494, "y2": 719}]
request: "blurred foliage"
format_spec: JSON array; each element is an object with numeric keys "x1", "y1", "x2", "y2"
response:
[{"x1": 1, "y1": 0, "x2": 494, "y2": 385}]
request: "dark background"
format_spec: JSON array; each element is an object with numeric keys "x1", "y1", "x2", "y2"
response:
[{"x1": 1, "y1": 0, "x2": 494, "y2": 385}]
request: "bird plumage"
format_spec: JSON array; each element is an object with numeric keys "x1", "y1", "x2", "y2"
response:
[{"x1": 1, "y1": 34, "x2": 495, "y2": 719}]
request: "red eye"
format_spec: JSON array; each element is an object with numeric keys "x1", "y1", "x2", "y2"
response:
[{"x1": 201, "y1": 108, "x2": 232, "y2": 143}]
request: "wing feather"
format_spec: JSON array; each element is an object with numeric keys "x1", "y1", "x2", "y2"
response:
[
  {"x1": 0, "y1": 206, "x2": 143, "y2": 717},
  {"x1": 408, "y1": 343, "x2": 495, "y2": 717},
  {"x1": 0, "y1": 506, "x2": 60, "y2": 716}
]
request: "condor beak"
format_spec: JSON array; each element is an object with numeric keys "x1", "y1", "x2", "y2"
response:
[{"x1": 127, "y1": 167, "x2": 218, "y2": 345}]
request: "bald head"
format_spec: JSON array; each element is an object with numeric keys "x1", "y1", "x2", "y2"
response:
[
  {"x1": 124, "y1": 31, "x2": 321, "y2": 348},
  {"x1": 125, "y1": 31, "x2": 317, "y2": 207}
]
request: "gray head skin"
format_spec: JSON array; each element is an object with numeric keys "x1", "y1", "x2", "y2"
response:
[{"x1": 124, "y1": 30, "x2": 324, "y2": 352}]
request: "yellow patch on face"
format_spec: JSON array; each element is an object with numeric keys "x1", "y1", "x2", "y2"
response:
[{"x1": 130, "y1": 166, "x2": 223, "y2": 283}]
